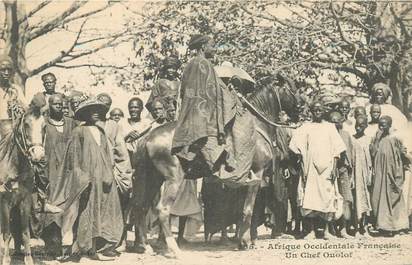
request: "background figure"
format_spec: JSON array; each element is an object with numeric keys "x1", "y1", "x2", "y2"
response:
[
  {"x1": 370, "y1": 116, "x2": 410, "y2": 236},
  {"x1": 110, "y1": 108, "x2": 124, "y2": 123},
  {"x1": 330, "y1": 111, "x2": 354, "y2": 238},
  {"x1": 351, "y1": 116, "x2": 373, "y2": 238}
]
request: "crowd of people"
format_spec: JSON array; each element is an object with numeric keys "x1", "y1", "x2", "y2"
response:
[{"x1": 0, "y1": 33, "x2": 411, "y2": 263}]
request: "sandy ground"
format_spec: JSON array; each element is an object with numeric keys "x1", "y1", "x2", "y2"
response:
[{"x1": 1, "y1": 226, "x2": 412, "y2": 265}]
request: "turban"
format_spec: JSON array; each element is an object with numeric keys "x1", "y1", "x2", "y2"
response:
[
  {"x1": 30, "y1": 93, "x2": 47, "y2": 109},
  {"x1": 188, "y1": 34, "x2": 211, "y2": 50},
  {"x1": 162, "y1": 57, "x2": 181, "y2": 70},
  {"x1": 372, "y1": 83, "x2": 391, "y2": 99}
]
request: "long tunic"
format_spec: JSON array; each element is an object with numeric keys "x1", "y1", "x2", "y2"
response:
[
  {"x1": 351, "y1": 135, "x2": 372, "y2": 220},
  {"x1": 44, "y1": 117, "x2": 76, "y2": 194},
  {"x1": 371, "y1": 134, "x2": 409, "y2": 231},
  {"x1": 47, "y1": 125, "x2": 123, "y2": 253},
  {"x1": 289, "y1": 121, "x2": 346, "y2": 220}
]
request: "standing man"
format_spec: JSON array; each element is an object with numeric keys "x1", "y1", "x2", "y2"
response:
[
  {"x1": 370, "y1": 116, "x2": 410, "y2": 236},
  {"x1": 119, "y1": 97, "x2": 152, "y2": 154},
  {"x1": 41, "y1": 93, "x2": 77, "y2": 258},
  {"x1": 289, "y1": 101, "x2": 346, "y2": 239},
  {"x1": 96, "y1": 93, "x2": 133, "y2": 253},
  {"x1": 53, "y1": 99, "x2": 124, "y2": 261},
  {"x1": 32, "y1": 73, "x2": 58, "y2": 113}
]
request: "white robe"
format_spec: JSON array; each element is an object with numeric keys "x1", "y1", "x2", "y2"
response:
[{"x1": 289, "y1": 121, "x2": 346, "y2": 220}]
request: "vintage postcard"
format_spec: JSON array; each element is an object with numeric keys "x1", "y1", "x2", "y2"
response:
[{"x1": 0, "y1": 0, "x2": 412, "y2": 264}]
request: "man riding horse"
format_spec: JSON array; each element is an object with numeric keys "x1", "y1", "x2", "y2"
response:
[{"x1": 172, "y1": 34, "x2": 258, "y2": 185}]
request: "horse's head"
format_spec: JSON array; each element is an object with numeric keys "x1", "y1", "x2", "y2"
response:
[
  {"x1": 15, "y1": 110, "x2": 46, "y2": 163},
  {"x1": 247, "y1": 79, "x2": 299, "y2": 124}
]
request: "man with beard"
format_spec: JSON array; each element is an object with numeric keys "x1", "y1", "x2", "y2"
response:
[{"x1": 41, "y1": 93, "x2": 77, "y2": 258}]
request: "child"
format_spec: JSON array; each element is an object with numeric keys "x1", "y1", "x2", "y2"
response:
[{"x1": 351, "y1": 116, "x2": 373, "y2": 238}]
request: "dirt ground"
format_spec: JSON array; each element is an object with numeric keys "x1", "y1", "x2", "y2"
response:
[{"x1": 1, "y1": 226, "x2": 412, "y2": 265}]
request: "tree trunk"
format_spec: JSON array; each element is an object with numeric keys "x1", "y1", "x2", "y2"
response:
[{"x1": 2, "y1": 0, "x2": 30, "y2": 93}]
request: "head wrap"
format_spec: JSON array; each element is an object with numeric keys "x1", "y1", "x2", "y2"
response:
[
  {"x1": 188, "y1": 34, "x2": 211, "y2": 50},
  {"x1": 372, "y1": 83, "x2": 391, "y2": 101},
  {"x1": 30, "y1": 93, "x2": 47, "y2": 109}
]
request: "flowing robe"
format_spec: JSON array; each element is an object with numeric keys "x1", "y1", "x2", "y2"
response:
[
  {"x1": 46, "y1": 125, "x2": 123, "y2": 253},
  {"x1": 172, "y1": 55, "x2": 236, "y2": 165},
  {"x1": 289, "y1": 121, "x2": 346, "y2": 220},
  {"x1": 351, "y1": 135, "x2": 372, "y2": 220},
  {"x1": 370, "y1": 134, "x2": 409, "y2": 231}
]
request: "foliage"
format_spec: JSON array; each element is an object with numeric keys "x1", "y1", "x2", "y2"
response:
[{"x1": 125, "y1": 1, "x2": 412, "y2": 113}]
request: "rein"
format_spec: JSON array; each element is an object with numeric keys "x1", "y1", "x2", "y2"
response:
[
  {"x1": 236, "y1": 92, "x2": 301, "y2": 129},
  {"x1": 12, "y1": 113, "x2": 45, "y2": 170}
]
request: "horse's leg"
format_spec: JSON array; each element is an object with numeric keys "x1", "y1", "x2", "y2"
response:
[
  {"x1": 133, "y1": 206, "x2": 149, "y2": 253},
  {"x1": 20, "y1": 196, "x2": 34, "y2": 265},
  {"x1": 237, "y1": 182, "x2": 260, "y2": 250},
  {"x1": 1, "y1": 199, "x2": 12, "y2": 265},
  {"x1": 10, "y1": 206, "x2": 23, "y2": 256},
  {"x1": 156, "y1": 179, "x2": 182, "y2": 257}
]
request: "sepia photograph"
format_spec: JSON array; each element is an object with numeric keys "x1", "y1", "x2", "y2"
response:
[{"x1": 0, "y1": 0, "x2": 412, "y2": 264}]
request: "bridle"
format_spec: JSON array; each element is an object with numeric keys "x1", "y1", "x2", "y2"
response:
[
  {"x1": 236, "y1": 90, "x2": 302, "y2": 129},
  {"x1": 12, "y1": 113, "x2": 46, "y2": 170}
]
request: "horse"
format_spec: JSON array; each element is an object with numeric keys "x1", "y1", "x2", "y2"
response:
[
  {"x1": 0, "y1": 109, "x2": 46, "y2": 265},
  {"x1": 130, "y1": 82, "x2": 298, "y2": 257}
]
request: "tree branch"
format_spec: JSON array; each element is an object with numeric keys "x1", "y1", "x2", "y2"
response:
[
  {"x1": 61, "y1": 1, "x2": 116, "y2": 25},
  {"x1": 29, "y1": 18, "x2": 88, "y2": 76},
  {"x1": 28, "y1": 1, "x2": 87, "y2": 41},
  {"x1": 239, "y1": 5, "x2": 306, "y2": 30},
  {"x1": 18, "y1": 0, "x2": 52, "y2": 24},
  {"x1": 54, "y1": 63, "x2": 127, "y2": 69}
]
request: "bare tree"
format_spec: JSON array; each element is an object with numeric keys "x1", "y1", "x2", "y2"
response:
[{"x1": 0, "y1": 0, "x2": 136, "y2": 92}]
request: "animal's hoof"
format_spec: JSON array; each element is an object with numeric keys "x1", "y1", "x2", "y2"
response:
[
  {"x1": 24, "y1": 255, "x2": 35, "y2": 265},
  {"x1": 238, "y1": 239, "x2": 248, "y2": 251},
  {"x1": 134, "y1": 245, "x2": 147, "y2": 254}
]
